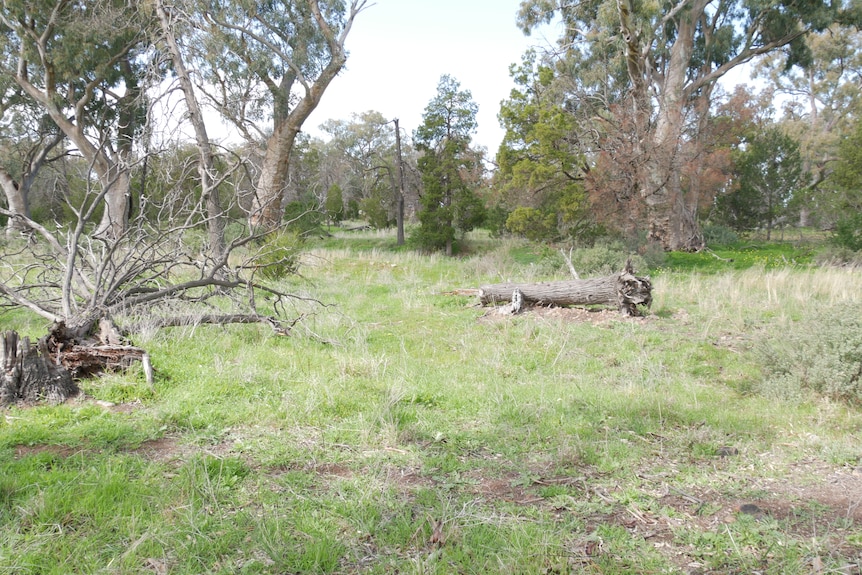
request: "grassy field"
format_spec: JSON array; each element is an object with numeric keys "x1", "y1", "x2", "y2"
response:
[{"x1": 1, "y1": 230, "x2": 861, "y2": 574}]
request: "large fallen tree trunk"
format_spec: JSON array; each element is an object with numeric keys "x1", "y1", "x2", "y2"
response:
[
  {"x1": 479, "y1": 262, "x2": 652, "y2": 316},
  {"x1": 1, "y1": 321, "x2": 151, "y2": 406}
]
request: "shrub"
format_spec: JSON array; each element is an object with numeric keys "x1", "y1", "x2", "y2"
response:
[
  {"x1": 757, "y1": 303, "x2": 862, "y2": 405},
  {"x1": 702, "y1": 223, "x2": 739, "y2": 247},
  {"x1": 359, "y1": 193, "x2": 392, "y2": 230},
  {"x1": 814, "y1": 245, "x2": 862, "y2": 268},
  {"x1": 568, "y1": 240, "x2": 647, "y2": 276},
  {"x1": 482, "y1": 204, "x2": 509, "y2": 238},
  {"x1": 253, "y1": 230, "x2": 303, "y2": 280},
  {"x1": 284, "y1": 200, "x2": 324, "y2": 235},
  {"x1": 831, "y1": 213, "x2": 862, "y2": 252}
]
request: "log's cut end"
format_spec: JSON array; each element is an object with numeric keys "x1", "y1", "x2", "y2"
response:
[{"x1": 617, "y1": 270, "x2": 653, "y2": 317}]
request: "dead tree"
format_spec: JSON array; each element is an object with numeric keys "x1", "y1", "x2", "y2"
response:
[
  {"x1": 1, "y1": 331, "x2": 78, "y2": 405},
  {"x1": 479, "y1": 261, "x2": 652, "y2": 316}
]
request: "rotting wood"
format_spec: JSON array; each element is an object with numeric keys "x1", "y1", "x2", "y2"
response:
[
  {"x1": 1, "y1": 330, "x2": 79, "y2": 405},
  {"x1": 478, "y1": 260, "x2": 652, "y2": 316},
  {"x1": 1, "y1": 320, "x2": 152, "y2": 406}
]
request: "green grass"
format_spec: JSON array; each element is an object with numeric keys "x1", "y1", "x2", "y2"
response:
[
  {"x1": 1, "y1": 230, "x2": 861, "y2": 573},
  {"x1": 660, "y1": 240, "x2": 816, "y2": 273}
]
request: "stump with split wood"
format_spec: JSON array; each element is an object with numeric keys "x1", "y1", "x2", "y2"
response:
[
  {"x1": 1, "y1": 320, "x2": 151, "y2": 406},
  {"x1": 479, "y1": 261, "x2": 652, "y2": 316}
]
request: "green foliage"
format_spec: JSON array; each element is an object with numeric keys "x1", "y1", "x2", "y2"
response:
[
  {"x1": 758, "y1": 303, "x2": 862, "y2": 405},
  {"x1": 253, "y1": 230, "x2": 303, "y2": 281},
  {"x1": 831, "y1": 212, "x2": 862, "y2": 252},
  {"x1": 715, "y1": 127, "x2": 808, "y2": 237},
  {"x1": 358, "y1": 187, "x2": 393, "y2": 230},
  {"x1": 702, "y1": 222, "x2": 740, "y2": 247},
  {"x1": 411, "y1": 75, "x2": 483, "y2": 254},
  {"x1": 324, "y1": 183, "x2": 344, "y2": 225},
  {"x1": 827, "y1": 120, "x2": 862, "y2": 242},
  {"x1": 660, "y1": 242, "x2": 814, "y2": 273},
  {"x1": 496, "y1": 51, "x2": 591, "y2": 242},
  {"x1": 283, "y1": 200, "x2": 324, "y2": 236},
  {"x1": 506, "y1": 207, "x2": 557, "y2": 242},
  {"x1": 568, "y1": 240, "x2": 647, "y2": 276},
  {"x1": 484, "y1": 204, "x2": 511, "y2": 238}
]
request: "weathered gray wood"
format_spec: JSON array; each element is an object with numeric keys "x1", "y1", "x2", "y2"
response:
[
  {"x1": 1, "y1": 330, "x2": 78, "y2": 405},
  {"x1": 1, "y1": 319, "x2": 154, "y2": 405},
  {"x1": 479, "y1": 263, "x2": 652, "y2": 316}
]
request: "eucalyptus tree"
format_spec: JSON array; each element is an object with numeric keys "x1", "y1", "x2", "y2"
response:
[
  {"x1": 156, "y1": 0, "x2": 225, "y2": 261},
  {"x1": 0, "y1": 1, "x2": 323, "y2": 382},
  {"x1": 413, "y1": 75, "x2": 485, "y2": 256},
  {"x1": 320, "y1": 111, "x2": 403, "y2": 231},
  {"x1": 195, "y1": 0, "x2": 367, "y2": 232},
  {"x1": 0, "y1": 67, "x2": 67, "y2": 236},
  {"x1": 0, "y1": 0, "x2": 151, "y2": 239},
  {"x1": 518, "y1": 0, "x2": 848, "y2": 250},
  {"x1": 758, "y1": 24, "x2": 862, "y2": 227}
]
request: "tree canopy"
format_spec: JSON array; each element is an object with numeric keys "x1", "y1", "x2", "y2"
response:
[
  {"x1": 412, "y1": 75, "x2": 485, "y2": 255},
  {"x1": 515, "y1": 0, "x2": 852, "y2": 250}
]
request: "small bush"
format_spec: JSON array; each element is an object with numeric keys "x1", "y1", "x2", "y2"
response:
[
  {"x1": 568, "y1": 240, "x2": 646, "y2": 276},
  {"x1": 757, "y1": 303, "x2": 862, "y2": 405},
  {"x1": 638, "y1": 240, "x2": 667, "y2": 270},
  {"x1": 284, "y1": 200, "x2": 325, "y2": 235},
  {"x1": 484, "y1": 205, "x2": 511, "y2": 238},
  {"x1": 253, "y1": 230, "x2": 303, "y2": 280},
  {"x1": 702, "y1": 223, "x2": 739, "y2": 247},
  {"x1": 831, "y1": 213, "x2": 862, "y2": 252},
  {"x1": 814, "y1": 245, "x2": 862, "y2": 268}
]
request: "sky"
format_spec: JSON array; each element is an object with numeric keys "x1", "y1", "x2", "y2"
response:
[{"x1": 303, "y1": 0, "x2": 559, "y2": 154}]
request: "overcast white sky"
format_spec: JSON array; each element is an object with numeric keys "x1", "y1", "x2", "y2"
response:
[{"x1": 304, "y1": 0, "x2": 559, "y2": 154}]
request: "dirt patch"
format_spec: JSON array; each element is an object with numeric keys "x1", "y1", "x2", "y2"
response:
[
  {"x1": 14, "y1": 443, "x2": 79, "y2": 459},
  {"x1": 131, "y1": 436, "x2": 196, "y2": 463}
]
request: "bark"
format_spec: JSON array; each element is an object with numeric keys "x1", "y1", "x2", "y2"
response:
[
  {"x1": 10, "y1": 18, "x2": 136, "y2": 241},
  {"x1": 1, "y1": 331, "x2": 79, "y2": 405},
  {"x1": 250, "y1": 0, "x2": 364, "y2": 232},
  {"x1": 157, "y1": 1, "x2": 225, "y2": 260},
  {"x1": 0, "y1": 168, "x2": 29, "y2": 236},
  {"x1": 479, "y1": 263, "x2": 652, "y2": 316},
  {"x1": 94, "y1": 166, "x2": 131, "y2": 240},
  {"x1": 0, "y1": 132, "x2": 64, "y2": 237}
]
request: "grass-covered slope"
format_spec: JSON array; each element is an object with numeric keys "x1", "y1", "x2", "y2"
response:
[{"x1": 1, "y1": 232, "x2": 861, "y2": 574}]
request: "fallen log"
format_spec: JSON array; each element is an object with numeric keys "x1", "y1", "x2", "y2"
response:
[{"x1": 479, "y1": 261, "x2": 652, "y2": 316}]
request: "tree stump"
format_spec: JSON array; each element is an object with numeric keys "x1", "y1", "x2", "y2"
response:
[
  {"x1": 1, "y1": 331, "x2": 78, "y2": 405},
  {"x1": 1, "y1": 321, "x2": 152, "y2": 406},
  {"x1": 479, "y1": 262, "x2": 652, "y2": 316}
]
